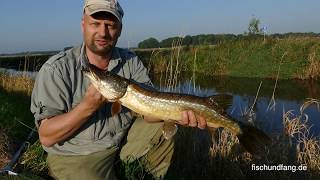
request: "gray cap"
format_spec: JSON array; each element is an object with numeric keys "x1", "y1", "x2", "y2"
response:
[{"x1": 84, "y1": 0, "x2": 124, "y2": 22}]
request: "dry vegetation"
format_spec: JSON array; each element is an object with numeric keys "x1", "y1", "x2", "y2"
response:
[
  {"x1": 0, "y1": 72, "x2": 34, "y2": 96},
  {"x1": 300, "y1": 44, "x2": 320, "y2": 79},
  {"x1": 0, "y1": 129, "x2": 11, "y2": 169}
]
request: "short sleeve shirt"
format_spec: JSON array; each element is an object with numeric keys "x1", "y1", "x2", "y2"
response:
[{"x1": 30, "y1": 45, "x2": 152, "y2": 155}]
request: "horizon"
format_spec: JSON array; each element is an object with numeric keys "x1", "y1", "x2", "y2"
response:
[
  {"x1": 1, "y1": 0, "x2": 320, "y2": 54},
  {"x1": 1, "y1": 32, "x2": 319, "y2": 55}
]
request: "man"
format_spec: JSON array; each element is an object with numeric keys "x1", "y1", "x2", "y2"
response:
[{"x1": 31, "y1": 0, "x2": 207, "y2": 179}]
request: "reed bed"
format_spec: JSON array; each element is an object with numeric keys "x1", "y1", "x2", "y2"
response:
[
  {"x1": 0, "y1": 72, "x2": 34, "y2": 96},
  {"x1": 300, "y1": 44, "x2": 320, "y2": 79}
]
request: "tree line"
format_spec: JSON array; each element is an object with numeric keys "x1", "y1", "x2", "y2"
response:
[{"x1": 137, "y1": 32, "x2": 320, "y2": 49}]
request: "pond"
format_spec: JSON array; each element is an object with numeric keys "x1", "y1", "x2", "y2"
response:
[{"x1": 152, "y1": 73, "x2": 320, "y2": 136}]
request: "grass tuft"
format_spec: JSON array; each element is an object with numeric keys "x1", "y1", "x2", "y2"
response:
[{"x1": 0, "y1": 129, "x2": 11, "y2": 169}]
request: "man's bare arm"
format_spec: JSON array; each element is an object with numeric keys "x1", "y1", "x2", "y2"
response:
[{"x1": 38, "y1": 84, "x2": 105, "y2": 147}]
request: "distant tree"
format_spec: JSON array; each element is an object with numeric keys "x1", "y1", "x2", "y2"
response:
[
  {"x1": 182, "y1": 35, "x2": 192, "y2": 46},
  {"x1": 159, "y1": 37, "x2": 180, "y2": 48},
  {"x1": 191, "y1": 36, "x2": 199, "y2": 45},
  {"x1": 197, "y1": 34, "x2": 207, "y2": 45},
  {"x1": 248, "y1": 17, "x2": 261, "y2": 35},
  {"x1": 224, "y1": 34, "x2": 237, "y2": 41},
  {"x1": 214, "y1": 34, "x2": 226, "y2": 44},
  {"x1": 204, "y1": 35, "x2": 216, "y2": 44},
  {"x1": 138, "y1": 37, "x2": 160, "y2": 48}
]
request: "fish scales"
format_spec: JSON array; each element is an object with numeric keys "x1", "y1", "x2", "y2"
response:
[{"x1": 120, "y1": 84, "x2": 242, "y2": 133}]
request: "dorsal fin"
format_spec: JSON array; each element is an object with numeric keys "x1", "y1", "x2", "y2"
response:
[{"x1": 207, "y1": 94, "x2": 233, "y2": 111}]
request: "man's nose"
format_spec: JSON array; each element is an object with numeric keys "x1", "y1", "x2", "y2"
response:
[{"x1": 97, "y1": 25, "x2": 108, "y2": 37}]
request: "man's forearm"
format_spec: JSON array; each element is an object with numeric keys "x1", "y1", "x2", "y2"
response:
[
  {"x1": 38, "y1": 102, "x2": 97, "y2": 147},
  {"x1": 38, "y1": 84, "x2": 106, "y2": 147}
]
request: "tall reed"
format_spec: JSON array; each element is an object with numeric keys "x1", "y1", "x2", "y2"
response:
[
  {"x1": 0, "y1": 72, "x2": 34, "y2": 96},
  {"x1": 301, "y1": 44, "x2": 320, "y2": 79}
]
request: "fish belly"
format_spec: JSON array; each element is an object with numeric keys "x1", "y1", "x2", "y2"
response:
[{"x1": 120, "y1": 86, "x2": 183, "y2": 121}]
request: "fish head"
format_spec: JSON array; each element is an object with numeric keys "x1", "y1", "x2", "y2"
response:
[{"x1": 82, "y1": 65, "x2": 129, "y2": 101}]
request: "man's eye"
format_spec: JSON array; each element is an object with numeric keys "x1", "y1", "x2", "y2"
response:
[
  {"x1": 108, "y1": 24, "x2": 118, "y2": 30},
  {"x1": 91, "y1": 22, "x2": 99, "y2": 27},
  {"x1": 108, "y1": 25, "x2": 117, "y2": 30}
]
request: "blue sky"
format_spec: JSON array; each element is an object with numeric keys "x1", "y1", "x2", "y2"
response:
[{"x1": 0, "y1": 0, "x2": 319, "y2": 53}]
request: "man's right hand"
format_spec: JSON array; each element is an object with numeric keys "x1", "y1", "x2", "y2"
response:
[{"x1": 81, "y1": 84, "x2": 106, "y2": 113}]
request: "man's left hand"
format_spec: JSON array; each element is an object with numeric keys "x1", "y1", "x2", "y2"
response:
[{"x1": 178, "y1": 111, "x2": 207, "y2": 129}]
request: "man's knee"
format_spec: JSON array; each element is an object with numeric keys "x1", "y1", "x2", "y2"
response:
[
  {"x1": 120, "y1": 118, "x2": 175, "y2": 178},
  {"x1": 144, "y1": 136, "x2": 174, "y2": 178}
]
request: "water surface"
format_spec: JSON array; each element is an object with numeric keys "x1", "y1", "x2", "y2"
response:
[{"x1": 152, "y1": 73, "x2": 320, "y2": 136}]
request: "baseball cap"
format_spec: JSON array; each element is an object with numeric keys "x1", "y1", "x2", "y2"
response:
[{"x1": 84, "y1": 0, "x2": 124, "y2": 22}]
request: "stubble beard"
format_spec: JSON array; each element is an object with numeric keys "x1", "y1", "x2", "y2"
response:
[{"x1": 87, "y1": 40, "x2": 114, "y2": 57}]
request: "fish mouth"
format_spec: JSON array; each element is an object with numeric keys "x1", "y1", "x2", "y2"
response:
[
  {"x1": 82, "y1": 64, "x2": 129, "y2": 100},
  {"x1": 82, "y1": 64, "x2": 107, "y2": 81},
  {"x1": 82, "y1": 67, "x2": 100, "y2": 84}
]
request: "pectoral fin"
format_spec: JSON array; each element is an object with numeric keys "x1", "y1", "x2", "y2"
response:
[
  {"x1": 162, "y1": 122, "x2": 178, "y2": 140},
  {"x1": 111, "y1": 101, "x2": 122, "y2": 116}
]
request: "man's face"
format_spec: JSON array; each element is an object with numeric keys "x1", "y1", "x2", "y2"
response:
[{"x1": 82, "y1": 11, "x2": 122, "y2": 56}]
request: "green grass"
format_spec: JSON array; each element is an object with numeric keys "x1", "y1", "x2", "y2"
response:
[
  {"x1": 115, "y1": 159, "x2": 154, "y2": 180},
  {"x1": 137, "y1": 37, "x2": 320, "y2": 79},
  {"x1": 0, "y1": 89, "x2": 34, "y2": 139}
]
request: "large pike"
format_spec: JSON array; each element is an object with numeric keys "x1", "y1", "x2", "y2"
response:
[{"x1": 83, "y1": 65, "x2": 271, "y2": 154}]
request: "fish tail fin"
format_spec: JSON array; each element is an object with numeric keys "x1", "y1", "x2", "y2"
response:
[{"x1": 237, "y1": 124, "x2": 271, "y2": 155}]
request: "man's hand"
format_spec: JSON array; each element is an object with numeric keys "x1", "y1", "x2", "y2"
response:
[
  {"x1": 144, "y1": 110, "x2": 207, "y2": 129},
  {"x1": 81, "y1": 84, "x2": 106, "y2": 112},
  {"x1": 178, "y1": 111, "x2": 207, "y2": 129}
]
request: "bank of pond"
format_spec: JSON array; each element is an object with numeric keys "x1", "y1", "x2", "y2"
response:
[{"x1": 1, "y1": 37, "x2": 319, "y2": 80}]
